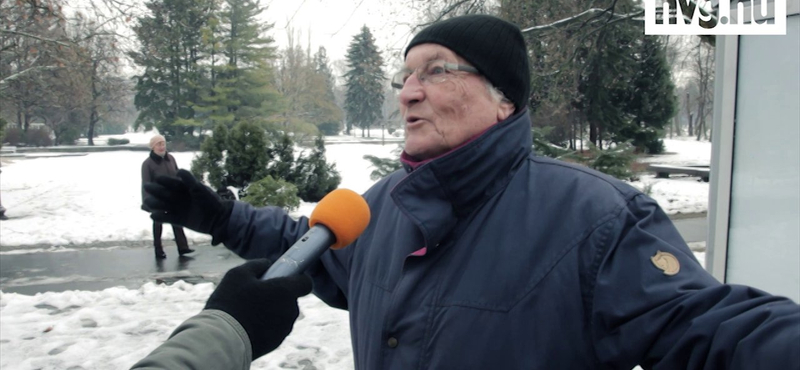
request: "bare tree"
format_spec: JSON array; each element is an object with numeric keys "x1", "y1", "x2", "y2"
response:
[
  {"x1": 693, "y1": 40, "x2": 714, "y2": 140},
  {"x1": 2, "y1": 0, "x2": 134, "y2": 146},
  {"x1": 677, "y1": 38, "x2": 714, "y2": 140},
  {"x1": 0, "y1": 0, "x2": 66, "y2": 130},
  {"x1": 70, "y1": 15, "x2": 125, "y2": 144}
]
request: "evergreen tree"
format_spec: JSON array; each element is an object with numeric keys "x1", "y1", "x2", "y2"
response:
[
  {"x1": 624, "y1": 36, "x2": 676, "y2": 154},
  {"x1": 312, "y1": 47, "x2": 344, "y2": 135},
  {"x1": 218, "y1": 0, "x2": 281, "y2": 124},
  {"x1": 130, "y1": 0, "x2": 211, "y2": 141},
  {"x1": 268, "y1": 132, "x2": 296, "y2": 182},
  {"x1": 191, "y1": 122, "x2": 229, "y2": 190},
  {"x1": 225, "y1": 120, "x2": 270, "y2": 194},
  {"x1": 193, "y1": 3, "x2": 238, "y2": 129},
  {"x1": 344, "y1": 26, "x2": 385, "y2": 137},
  {"x1": 241, "y1": 175, "x2": 301, "y2": 211},
  {"x1": 293, "y1": 136, "x2": 341, "y2": 202},
  {"x1": 577, "y1": 21, "x2": 640, "y2": 150},
  {"x1": 363, "y1": 144, "x2": 403, "y2": 180}
]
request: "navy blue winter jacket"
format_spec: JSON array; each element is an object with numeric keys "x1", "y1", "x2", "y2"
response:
[{"x1": 223, "y1": 110, "x2": 800, "y2": 369}]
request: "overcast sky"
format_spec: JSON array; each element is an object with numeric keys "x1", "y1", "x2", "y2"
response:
[
  {"x1": 79, "y1": 0, "x2": 418, "y2": 76},
  {"x1": 261, "y1": 0, "x2": 416, "y2": 65}
]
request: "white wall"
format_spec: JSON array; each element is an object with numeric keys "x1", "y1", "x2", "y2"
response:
[
  {"x1": 726, "y1": 15, "x2": 800, "y2": 301},
  {"x1": 708, "y1": 7, "x2": 800, "y2": 302}
]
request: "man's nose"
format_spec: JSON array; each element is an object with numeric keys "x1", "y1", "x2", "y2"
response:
[{"x1": 398, "y1": 74, "x2": 424, "y2": 107}]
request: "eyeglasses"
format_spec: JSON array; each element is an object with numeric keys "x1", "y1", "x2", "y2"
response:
[{"x1": 391, "y1": 59, "x2": 479, "y2": 90}]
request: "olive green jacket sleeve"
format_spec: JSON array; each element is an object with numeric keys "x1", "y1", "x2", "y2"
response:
[{"x1": 130, "y1": 309, "x2": 253, "y2": 370}]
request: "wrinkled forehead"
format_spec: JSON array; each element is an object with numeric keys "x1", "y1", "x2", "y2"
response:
[{"x1": 404, "y1": 43, "x2": 468, "y2": 67}]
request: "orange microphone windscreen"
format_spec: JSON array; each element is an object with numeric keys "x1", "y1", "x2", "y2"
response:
[{"x1": 308, "y1": 188, "x2": 371, "y2": 250}]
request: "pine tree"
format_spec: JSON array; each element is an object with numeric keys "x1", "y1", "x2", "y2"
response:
[
  {"x1": 311, "y1": 47, "x2": 344, "y2": 135},
  {"x1": 344, "y1": 26, "x2": 385, "y2": 137},
  {"x1": 225, "y1": 120, "x2": 270, "y2": 194},
  {"x1": 131, "y1": 0, "x2": 211, "y2": 141},
  {"x1": 241, "y1": 175, "x2": 301, "y2": 211},
  {"x1": 268, "y1": 132, "x2": 296, "y2": 182},
  {"x1": 363, "y1": 144, "x2": 403, "y2": 180},
  {"x1": 576, "y1": 16, "x2": 640, "y2": 149},
  {"x1": 624, "y1": 36, "x2": 676, "y2": 154},
  {"x1": 293, "y1": 135, "x2": 341, "y2": 202},
  {"x1": 218, "y1": 0, "x2": 281, "y2": 124},
  {"x1": 193, "y1": 2, "x2": 238, "y2": 129},
  {"x1": 191, "y1": 122, "x2": 229, "y2": 190}
]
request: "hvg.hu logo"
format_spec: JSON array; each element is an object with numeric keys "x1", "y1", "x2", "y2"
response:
[{"x1": 644, "y1": 0, "x2": 787, "y2": 35}]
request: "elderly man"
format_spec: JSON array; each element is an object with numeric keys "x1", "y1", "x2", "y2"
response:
[
  {"x1": 143, "y1": 14, "x2": 799, "y2": 369},
  {"x1": 141, "y1": 134, "x2": 194, "y2": 259}
]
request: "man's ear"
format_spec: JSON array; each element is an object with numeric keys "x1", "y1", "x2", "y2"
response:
[{"x1": 497, "y1": 101, "x2": 515, "y2": 122}]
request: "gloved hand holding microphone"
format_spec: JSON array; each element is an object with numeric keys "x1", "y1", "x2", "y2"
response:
[{"x1": 135, "y1": 173, "x2": 370, "y2": 369}]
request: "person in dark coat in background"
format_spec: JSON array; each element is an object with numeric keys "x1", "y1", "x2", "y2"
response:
[
  {"x1": 141, "y1": 134, "x2": 194, "y2": 259},
  {"x1": 143, "y1": 15, "x2": 800, "y2": 369}
]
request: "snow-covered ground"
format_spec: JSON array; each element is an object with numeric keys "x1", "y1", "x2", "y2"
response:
[
  {"x1": 0, "y1": 143, "x2": 397, "y2": 249},
  {"x1": 0, "y1": 133, "x2": 711, "y2": 369}
]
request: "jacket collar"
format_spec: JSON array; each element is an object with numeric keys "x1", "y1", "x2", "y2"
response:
[
  {"x1": 149, "y1": 150, "x2": 169, "y2": 163},
  {"x1": 391, "y1": 109, "x2": 532, "y2": 249}
]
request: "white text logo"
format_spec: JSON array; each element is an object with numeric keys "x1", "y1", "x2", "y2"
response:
[{"x1": 644, "y1": 0, "x2": 787, "y2": 35}]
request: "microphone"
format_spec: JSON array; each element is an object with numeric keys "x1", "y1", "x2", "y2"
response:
[{"x1": 261, "y1": 188, "x2": 370, "y2": 280}]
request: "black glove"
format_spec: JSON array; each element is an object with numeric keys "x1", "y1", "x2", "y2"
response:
[
  {"x1": 143, "y1": 169, "x2": 233, "y2": 244},
  {"x1": 205, "y1": 259, "x2": 313, "y2": 359}
]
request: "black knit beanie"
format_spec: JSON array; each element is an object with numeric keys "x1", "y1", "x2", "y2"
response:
[{"x1": 405, "y1": 14, "x2": 531, "y2": 113}]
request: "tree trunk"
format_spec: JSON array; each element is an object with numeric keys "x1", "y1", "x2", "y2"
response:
[
  {"x1": 672, "y1": 114, "x2": 681, "y2": 137},
  {"x1": 88, "y1": 109, "x2": 98, "y2": 146},
  {"x1": 88, "y1": 62, "x2": 99, "y2": 146},
  {"x1": 570, "y1": 117, "x2": 576, "y2": 150},
  {"x1": 696, "y1": 119, "x2": 704, "y2": 141},
  {"x1": 598, "y1": 126, "x2": 603, "y2": 150}
]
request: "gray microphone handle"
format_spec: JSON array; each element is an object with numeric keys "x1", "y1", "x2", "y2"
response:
[{"x1": 261, "y1": 225, "x2": 336, "y2": 280}]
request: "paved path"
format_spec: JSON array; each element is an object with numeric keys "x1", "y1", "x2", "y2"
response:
[
  {"x1": 0, "y1": 245, "x2": 244, "y2": 295},
  {"x1": 0, "y1": 215, "x2": 708, "y2": 295},
  {"x1": 672, "y1": 216, "x2": 707, "y2": 243}
]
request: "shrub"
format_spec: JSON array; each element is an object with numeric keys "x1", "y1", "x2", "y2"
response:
[
  {"x1": 25, "y1": 128, "x2": 53, "y2": 147},
  {"x1": 562, "y1": 142, "x2": 638, "y2": 181},
  {"x1": 226, "y1": 121, "x2": 269, "y2": 189},
  {"x1": 317, "y1": 121, "x2": 341, "y2": 136},
  {"x1": 241, "y1": 175, "x2": 301, "y2": 211},
  {"x1": 55, "y1": 126, "x2": 81, "y2": 145},
  {"x1": 531, "y1": 127, "x2": 572, "y2": 159},
  {"x1": 191, "y1": 123, "x2": 229, "y2": 190},
  {"x1": 630, "y1": 127, "x2": 665, "y2": 154},
  {"x1": 363, "y1": 144, "x2": 403, "y2": 181},
  {"x1": 293, "y1": 136, "x2": 341, "y2": 202},
  {"x1": 3, "y1": 126, "x2": 22, "y2": 146},
  {"x1": 107, "y1": 138, "x2": 130, "y2": 145}
]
